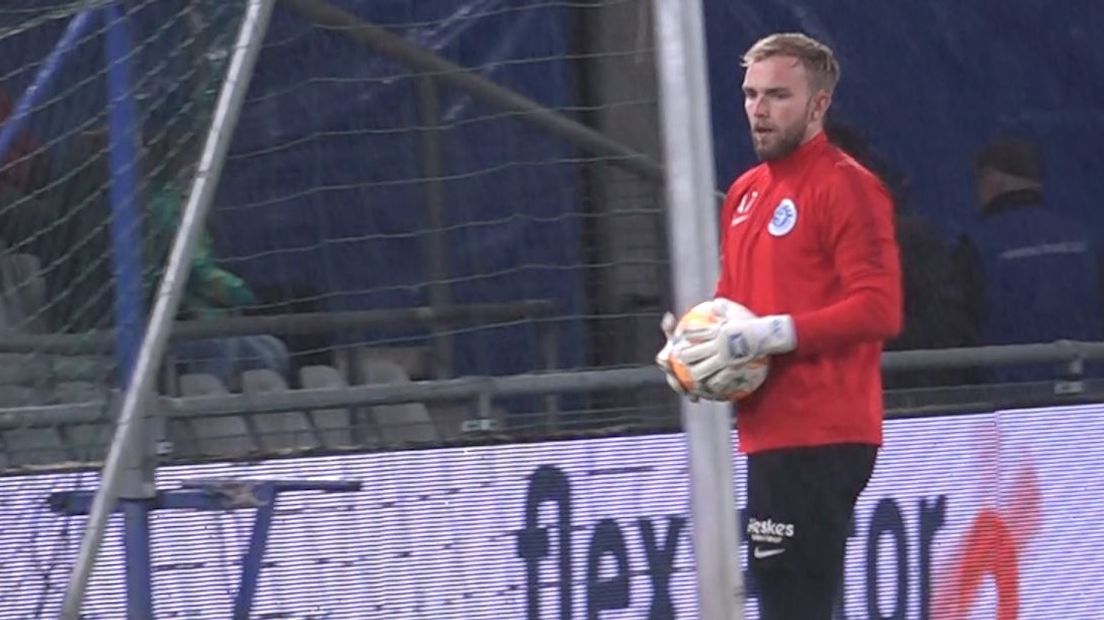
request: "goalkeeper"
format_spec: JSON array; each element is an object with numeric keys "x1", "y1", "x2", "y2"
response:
[{"x1": 658, "y1": 33, "x2": 902, "y2": 619}]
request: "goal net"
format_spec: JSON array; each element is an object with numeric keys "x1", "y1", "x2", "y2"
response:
[
  {"x1": 0, "y1": 1, "x2": 674, "y2": 617},
  {"x1": 0, "y1": 1, "x2": 255, "y2": 616},
  {"x1": 0, "y1": 0, "x2": 246, "y2": 465},
  {"x1": 0, "y1": 0, "x2": 676, "y2": 467}
]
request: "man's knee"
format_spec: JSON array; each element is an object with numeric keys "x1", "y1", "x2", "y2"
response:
[{"x1": 239, "y1": 334, "x2": 290, "y2": 375}]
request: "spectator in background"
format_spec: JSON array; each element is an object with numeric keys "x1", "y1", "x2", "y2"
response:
[
  {"x1": 0, "y1": 87, "x2": 56, "y2": 252},
  {"x1": 2, "y1": 89, "x2": 126, "y2": 334},
  {"x1": 1, "y1": 74, "x2": 290, "y2": 386},
  {"x1": 26, "y1": 128, "x2": 117, "y2": 334},
  {"x1": 956, "y1": 136, "x2": 1104, "y2": 381},
  {"x1": 0, "y1": 88, "x2": 51, "y2": 195},
  {"x1": 825, "y1": 120, "x2": 978, "y2": 387},
  {"x1": 0, "y1": 116, "x2": 290, "y2": 387},
  {"x1": 142, "y1": 130, "x2": 291, "y2": 388},
  {"x1": 0, "y1": 89, "x2": 93, "y2": 334}
]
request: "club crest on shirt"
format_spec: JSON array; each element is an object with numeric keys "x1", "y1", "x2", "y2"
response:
[{"x1": 768, "y1": 198, "x2": 797, "y2": 237}]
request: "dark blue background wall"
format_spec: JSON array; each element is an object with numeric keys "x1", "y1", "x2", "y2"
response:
[
  {"x1": 4, "y1": 0, "x2": 1104, "y2": 378},
  {"x1": 0, "y1": 1, "x2": 587, "y2": 378},
  {"x1": 216, "y1": 1, "x2": 586, "y2": 377},
  {"x1": 703, "y1": 0, "x2": 1104, "y2": 241}
]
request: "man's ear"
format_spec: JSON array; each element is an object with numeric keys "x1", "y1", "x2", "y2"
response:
[{"x1": 811, "y1": 90, "x2": 832, "y2": 124}]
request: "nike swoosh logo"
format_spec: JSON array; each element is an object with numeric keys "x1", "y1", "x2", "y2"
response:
[
  {"x1": 753, "y1": 547, "x2": 785, "y2": 559},
  {"x1": 731, "y1": 215, "x2": 751, "y2": 227}
]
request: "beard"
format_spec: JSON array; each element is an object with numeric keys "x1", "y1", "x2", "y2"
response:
[
  {"x1": 751, "y1": 97, "x2": 815, "y2": 161},
  {"x1": 751, "y1": 120, "x2": 808, "y2": 162}
]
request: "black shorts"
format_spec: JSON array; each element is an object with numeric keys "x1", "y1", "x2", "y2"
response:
[{"x1": 745, "y1": 443, "x2": 877, "y2": 620}]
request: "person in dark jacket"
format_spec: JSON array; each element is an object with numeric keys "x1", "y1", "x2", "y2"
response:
[
  {"x1": 956, "y1": 136, "x2": 1104, "y2": 382},
  {"x1": 825, "y1": 120, "x2": 979, "y2": 388}
]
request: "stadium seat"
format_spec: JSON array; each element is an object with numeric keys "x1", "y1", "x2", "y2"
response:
[
  {"x1": 241, "y1": 369, "x2": 317, "y2": 453},
  {"x1": 299, "y1": 365, "x2": 358, "y2": 449},
  {"x1": 53, "y1": 382, "x2": 114, "y2": 463},
  {"x1": 51, "y1": 354, "x2": 116, "y2": 383},
  {"x1": 175, "y1": 373, "x2": 255, "y2": 458},
  {"x1": 52, "y1": 380, "x2": 109, "y2": 403},
  {"x1": 0, "y1": 385, "x2": 66, "y2": 467},
  {"x1": 339, "y1": 345, "x2": 432, "y2": 381},
  {"x1": 358, "y1": 358, "x2": 437, "y2": 444},
  {"x1": 0, "y1": 352, "x2": 46, "y2": 387},
  {"x1": 0, "y1": 384, "x2": 36, "y2": 407},
  {"x1": 0, "y1": 251, "x2": 46, "y2": 332}
]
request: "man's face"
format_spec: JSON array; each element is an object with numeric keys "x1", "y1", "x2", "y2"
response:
[{"x1": 742, "y1": 56, "x2": 828, "y2": 161}]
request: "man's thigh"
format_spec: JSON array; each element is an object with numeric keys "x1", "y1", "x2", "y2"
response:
[{"x1": 745, "y1": 443, "x2": 877, "y2": 613}]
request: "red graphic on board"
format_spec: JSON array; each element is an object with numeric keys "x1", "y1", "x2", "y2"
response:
[{"x1": 931, "y1": 467, "x2": 1042, "y2": 619}]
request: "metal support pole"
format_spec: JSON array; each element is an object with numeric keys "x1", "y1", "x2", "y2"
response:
[
  {"x1": 652, "y1": 0, "x2": 743, "y2": 618},
  {"x1": 122, "y1": 500, "x2": 154, "y2": 618},
  {"x1": 103, "y1": 2, "x2": 144, "y2": 383},
  {"x1": 59, "y1": 2, "x2": 278, "y2": 617},
  {"x1": 0, "y1": 9, "x2": 96, "y2": 164},
  {"x1": 50, "y1": 478, "x2": 361, "y2": 619},
  {"x1": 232, "y1": 484, "x2": 278, "y2": 619},
  {"x1": 279, "y1": 0, "x2": 664, "y2": 182},
  {"x1": 537, "y1": 321, "x2": 561, "y2": 431},
  {"x1": 414, "y1": 76, "x2": 454, "y2": 379},
  {"x1": 103, "y1": 5, "x2": 156, "y2": 617}
]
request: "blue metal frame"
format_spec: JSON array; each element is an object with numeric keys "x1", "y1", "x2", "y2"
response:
[
  {"x1": 0, "y1": 3, "x2": 160, "y2": 617},
  {"x1": 50, "y1": 479, "x2": 362, "y2": 617},
  {"x1": 102, "y1": 3, "x2": 145, "y2": 381},
  {"x1": 2, "y1": 6, "x2": 343, "y2": 617},
  {"x1": 234, "y1": 484, "x2": 279, "y2": 618},
  {"x1": 102, "y1": 5, "x2": 152, "y2": 617},
  {"x1": 0, "y1": 9, "x2": 96, "y2": 165},
  {"x1": 0, "y1": 4, "x2": 146, "y2": 381},
  {"x1": 121, "y1": 500, "x2": 153, "y2": 618}
]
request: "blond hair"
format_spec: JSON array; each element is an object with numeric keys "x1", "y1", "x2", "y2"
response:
[{"x1": 742, "y1": 33, "x2": 840, "y2": 93}]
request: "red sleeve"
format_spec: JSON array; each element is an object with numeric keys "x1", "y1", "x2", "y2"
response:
[{"x1": 791, "y1": 165, "x2": 903, "y2": 353}]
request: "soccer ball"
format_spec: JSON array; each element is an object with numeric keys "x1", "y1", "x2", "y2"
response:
[{"x1": 667, "y1": 299, "x2": 770, "y2": 401}]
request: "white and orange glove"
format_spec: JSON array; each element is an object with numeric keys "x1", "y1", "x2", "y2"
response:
[
  {"x1": 655, "y1": 310, "x2": 700, "y2": 401},
  {"x1": 675, "y1": 299, "x2": 797, "y2": 387}
]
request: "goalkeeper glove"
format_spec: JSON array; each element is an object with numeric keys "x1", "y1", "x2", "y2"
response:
[
  {"x1": 655, "y1": 311, "x2": 700, "y2": 401},
  {"x1": 675, "y1": 299, "x2": 796, "y2": 386}
]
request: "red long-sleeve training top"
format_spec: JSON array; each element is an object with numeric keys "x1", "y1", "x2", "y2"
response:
[{"x1": 715, "y1": 131, "x2": 902, "y2": 454}]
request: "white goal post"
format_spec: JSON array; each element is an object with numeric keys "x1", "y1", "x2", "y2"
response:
[
  {"x1": 59, "y1": 1, "x2": 279, "y2": 617},
  {"x1": 652, "y1": 0, "x2": 745, "y2": 618}
]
